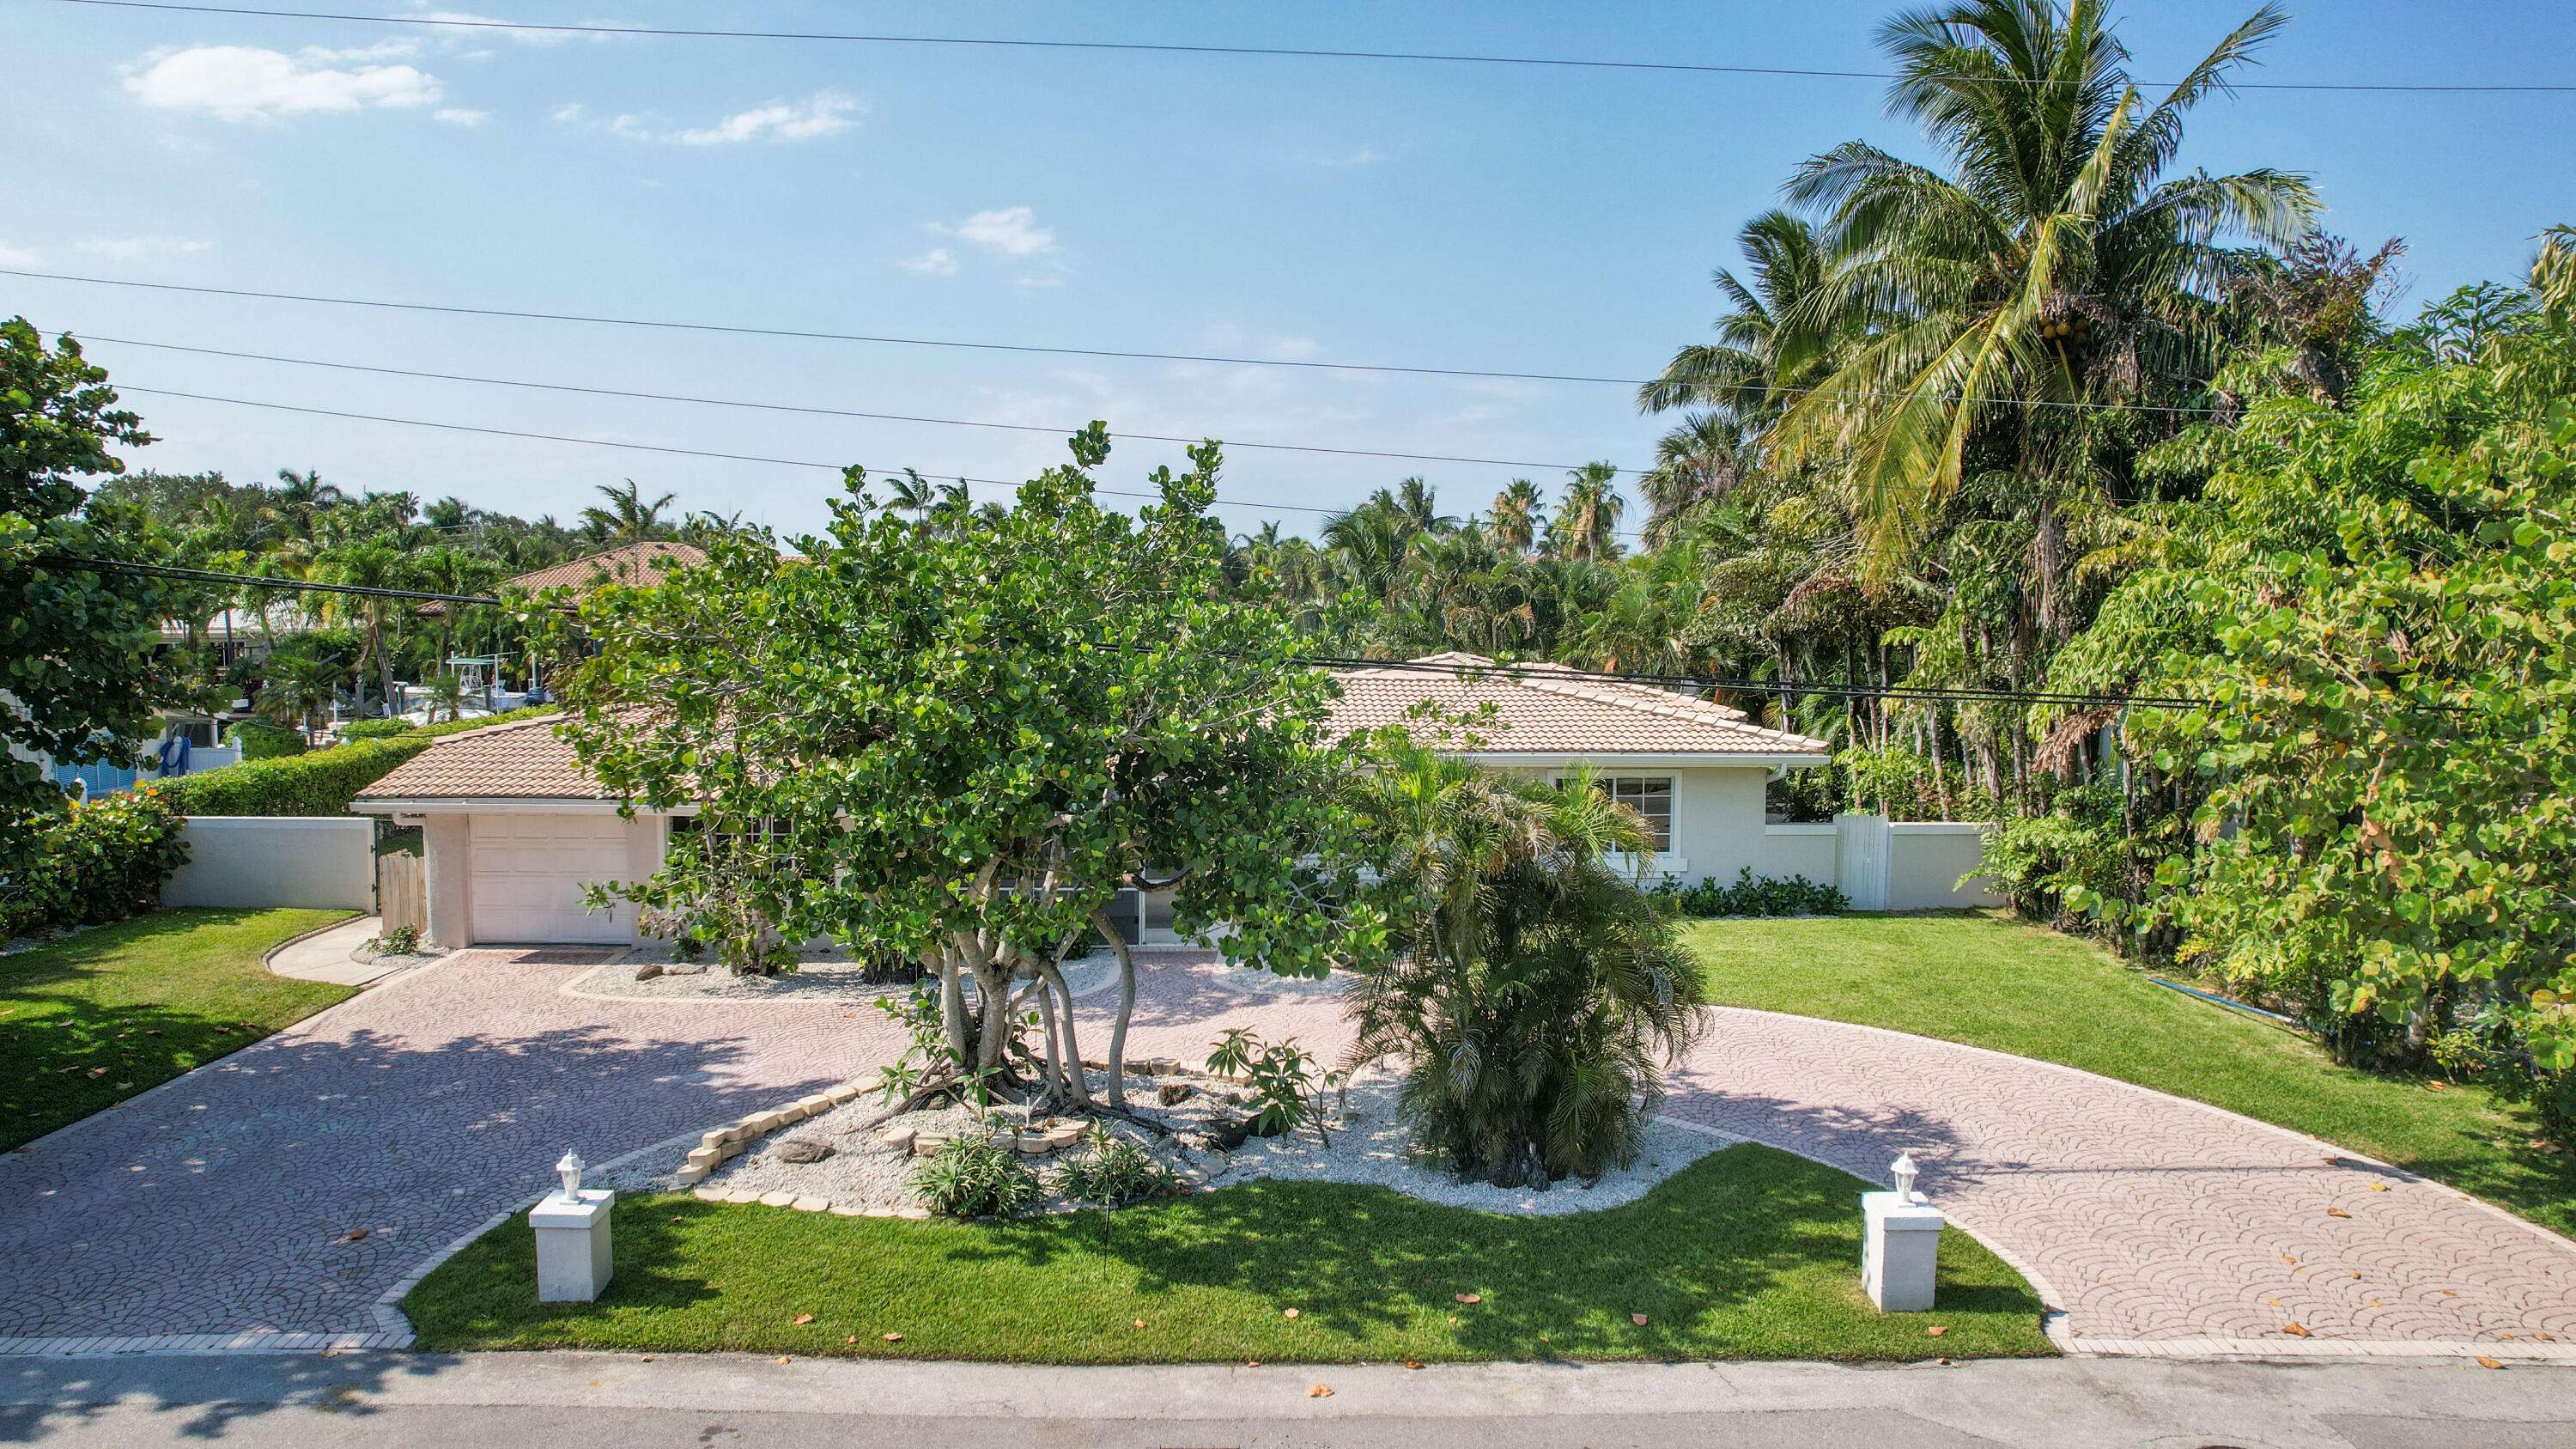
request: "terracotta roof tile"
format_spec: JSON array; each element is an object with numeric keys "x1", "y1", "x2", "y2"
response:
[
  {"x1": 354, "y1": 714, "x2": 609, "y2": 801},
  {"x1": 1325, "y1": 653, "x2": 1831, "y2": 758},
  {"x1": 416, "y1": 541, "x2": 706, "y2": 616}
]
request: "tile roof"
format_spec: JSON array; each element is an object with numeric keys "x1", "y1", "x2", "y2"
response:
[
  {"x1": 1324, "y1": 652, "x2": 1831, "y2": 759},
  {"x1": 353, "y1": 714, "x2": 610, "y2": 801},
  {"x1": 416, "y1": 541, "x2": 706, "y2": 616},
  {"x1": 356, "y1": 651, "x2": 1830, "y2": 804}
]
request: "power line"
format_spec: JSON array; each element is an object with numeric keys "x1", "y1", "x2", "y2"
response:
[
  {"x1": 76, "y1": 333, "x2": 1639, "y2": 475},
  {"x1": 108, "y1": 383, "x2": 1346, "y2": 517},
  {"x1": 3, "y1": 268, "x2": 1645, "y2": 387},
  {"x1": 47, "y1": 0, "x2": 2576, "y2": 94},
  {"x1": 51, "y1": 555, "x2": 2199, "y2": 711},
  {"x1": 10, "y1": 269, "x2": 2227, "y2": 415}
]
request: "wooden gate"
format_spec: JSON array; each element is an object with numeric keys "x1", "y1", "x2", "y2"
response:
[{"x1": 379, "y1": 852, "x2": 428, "y2": 935}]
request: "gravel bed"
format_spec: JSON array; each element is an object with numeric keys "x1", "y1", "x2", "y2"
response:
[
  {"x1": 600, "y1": 1067, "x2": 1730, "y2": 1219},
  {"x1": 569, "y1": 951, "x2": 1120, "y2": 1004}
]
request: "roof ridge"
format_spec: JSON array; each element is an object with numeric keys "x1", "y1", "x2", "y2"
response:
[{"x1": 1510, "y1": 669, "x2": 1752, "y2": 724}]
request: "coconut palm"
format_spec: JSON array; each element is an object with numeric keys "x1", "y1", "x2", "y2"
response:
[
  {"x1": 580, "y1": 479, "x2": 677, "y2": 549},
  {"x1": 1488, "y1": 479, "x2": 1543, "y2": 554},
  {"x1": 1639, "y1": 209, "x2": 1840, "y2": 421},
  {"x1": 312, "y1": 538, "x2": 405, "y2": 715},
  {"x1": 258, "y1": 644, "x2": 345, "y2": 743},
  {"x1": 1544, "y1": 463, "x2": 1625, "y2": 562},
  {"x1": 1776, "y1": 0, "x2": 2317, "y2": 608}
]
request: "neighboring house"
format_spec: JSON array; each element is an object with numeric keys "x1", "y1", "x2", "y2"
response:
[
  {"x1": 415, "y1": 541, "x2": 708, "y2": 621},
  {"x1": 352, "y1": 651, "x2": 1996, "y2": 949}
]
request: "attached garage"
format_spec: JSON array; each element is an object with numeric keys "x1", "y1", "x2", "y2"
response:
[
  {"x1": 469, "y1": 814, "x2": 633, "y2": 943},
  {"x1": 350, "y1": 715, "x2": 674, "y2": 950}
]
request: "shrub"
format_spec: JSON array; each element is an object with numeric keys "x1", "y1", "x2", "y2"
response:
[
  {"x1": 1343, "y1": 745, "x2": 1708, "y2": 1188},
  {"x1": 1651, "y1": 867, "x2": 1847, "y2": 918},
  {"x1": 1206, "y1": 1027, "x2": 1328, "y2": 1137},
  {"x1": 153, "y1": 737, "x2": 432, "y2": 817},
  {"x1": 0, "y1": 790, "x2": 188, "y2": 939},
  {"x1": 911, "y1": 1130, "x2": 1041, "y2": 1217},
  {"x1": 339, "y1": 719, "x2": 417, "y2": 740},
  {"x1": 1052, "y1": 1125, "x2": 1182, "y2": 1206},
  {"x1": 228, "y1": 720, "x2": 307, "y2": 760}
]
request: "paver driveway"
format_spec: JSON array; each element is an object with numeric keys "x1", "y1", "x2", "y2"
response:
[{"x1": 3, "y1": 948, "x2": 2573, "y2": 1355}]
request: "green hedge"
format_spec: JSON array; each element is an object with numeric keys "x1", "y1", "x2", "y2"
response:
[
  {"x1": 0, "y1": 791, "x2": 189, "y2": 939},
  {"x1": 229, "y1": 721, "x2": 307, "y2": 760},
  {"x1": 340, "y1": 719, "x2": 416, "y2": 740},
  {"x1": 151, "y1": 737, "x2": 434, "y2": 818}
]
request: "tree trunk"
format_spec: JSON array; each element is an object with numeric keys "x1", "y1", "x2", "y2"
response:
[
  {"x1": 2032, "y1": 496, "x2": 2075, "y2": 648},
  {"x1": 1094, "y1": 908, "x2": 1139, "y2": 1111},
  {"x1": 1035, "y1": 956, "x2": 1091, "y2": 1108}
]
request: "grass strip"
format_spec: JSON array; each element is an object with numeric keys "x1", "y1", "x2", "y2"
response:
[
  {"x1": 1, "y1": 907, "x2": 356, "y2": 1149},
  {"x1": 1684, "y1": 911, "x2": 2576, "y2": 1239},
  {"x1": 409, "y1": 1144, "x2": 2050, "y2": 1363}
]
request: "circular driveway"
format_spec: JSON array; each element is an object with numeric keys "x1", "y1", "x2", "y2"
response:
[{"x1": 3, "y1": 947, "x2": 2571, "y2": 1356}]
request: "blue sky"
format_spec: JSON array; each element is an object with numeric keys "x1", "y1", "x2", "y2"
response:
[{"x1": 5, "y1": 1, "x2": 2573, "y2": 539}]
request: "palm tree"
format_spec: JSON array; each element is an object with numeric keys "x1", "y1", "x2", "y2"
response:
[
  {"x1": 883, "y1": 469, "x2": 937, "y2": 529},
  {"x1": 1639, "y1": 209, "x2": 1839, "y2": 421},
  {"x1": 580, "y1": 479, "x2": 677, "y2": 549},
  {"x1": 1635, "y1": 413, "x2": 1756, "y2": 546},
  {"x1": 264, "y1": 467, "x2": 344, "y2": 540},
  {"x1": 312, "y1": 538, "x2": 405, "y2": 716},
  {"x1": 1488, "y1": 480, "x2": 1543, "y2": 553},
  {"x1": 258, "y1": 646, "x2": 344, "y2": 743},
  {"x1": 1777, "y1": 0, "x2": 2316, "y2": 618},
  {"x1": 1544, "y1": 463, "x2": 1625, "y2": 562},
  {"x1": 1339, "y1": 741, "x2": 1706, "y2": 1186}
]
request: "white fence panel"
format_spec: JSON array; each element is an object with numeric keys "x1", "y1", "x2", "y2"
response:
[{"x1": 162, "y1": 817, "x2": 376, "y2": 912}]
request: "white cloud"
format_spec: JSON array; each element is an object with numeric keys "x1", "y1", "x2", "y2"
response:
[
  {"x1": 1302, "y1": 145, "x2": 1383, "y2": 168},
  {"x1": 550, "y1": 101, "x2": 583, "y2": 121},
  {"x1": 933, "y1": 206, "x2": 1057, "y2": 257},
  {"x1": 434, "y1": 107, "x2": 487, "y2": 125},
  {"x1": 75, "y1": 236, "x2": 214, "y2": 260},
  {"x1": 672, "y1": 92, "x2": 859, "y2": 144},
  {"x1": 124, "y1": 44, "x2": 441, "y2": 122},
  {"x1": 901, "y1": 247, "x2": 957, "y2": 275},
  {"x1": 1267, "y1": 337, "x2": 1323, "y2": 360},
  {"x1": 411, "y1": 9, "x2": 578, "y2": 44},
  {"x1": 0, "y1": 241, "x2": 39, "y2": 266}
]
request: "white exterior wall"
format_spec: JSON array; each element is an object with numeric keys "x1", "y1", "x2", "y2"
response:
[
  {"x1": 412, "y1": 808, "x2": 668, "y2": 948},
  {"x1": 1888, "y1": 822, "x2": 2006, "y2": 910},
  {"x1": 1759, "y1": 823, "x2": 1837, "y2": 885},
  {"x1": 1753, "y1": 816, "x2": 2004, "y2": 910},
  {"x1": 162, "y1": 816, "x2": 376, "y2": 911}
]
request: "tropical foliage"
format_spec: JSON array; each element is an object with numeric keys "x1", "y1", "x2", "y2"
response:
[{"x1": 1340, "y1": 742, "x2": 1706, "y2": 1186}]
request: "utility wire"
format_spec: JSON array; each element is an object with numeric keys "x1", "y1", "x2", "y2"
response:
[
  {"x1": 48, "y1": 556, "x2": 2200, "y2": 711},
  {"x1": 76, "y1": 333, "x2": 1643, "y2": 475},
  {"x1": 46, "y1": 0, "x2": 2576, "y2": 94},
  {"x1": 8, "y1": 268, "x2": 2227, "y2": 413}
]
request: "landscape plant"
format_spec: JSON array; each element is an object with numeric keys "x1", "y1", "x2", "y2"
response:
[
  {"x1": 1205, "y1": 1026, "x2": 1334, "y2": 1140},
  {"x1": 1340, "y1": 742, "x2": 1707, "y2": 1187},
  {"x1": 1052, "y1": 1123, "x2": 1183, "y2": 1207},
  {"x1": 556, "y1": 426, "x2": 1372, "y2": 1117},
  {"x1": 1651, "y1": 868, "x2": 1847, "y2": 919},
  {"x1": 0, "y1": 788, "x2": 188, "y2": 941},
  {"x1": 912, "y1": 1129, "x2": 1042, "y2": 1219}
]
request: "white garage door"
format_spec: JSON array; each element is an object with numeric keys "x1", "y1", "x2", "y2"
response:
[{"x1": 471, "y1": 815, "x2": 631, "y2": 943}]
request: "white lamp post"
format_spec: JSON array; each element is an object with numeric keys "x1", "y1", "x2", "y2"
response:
[
  {"x1": 530, "y1": 1147, "x2": 614, "y2": 1302},
  {"x1": 1861, "y1": 1151, "x2": 1944, "y2": 1312}
]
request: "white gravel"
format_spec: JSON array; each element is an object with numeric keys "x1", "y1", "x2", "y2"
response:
[{"x1": 600, "y1": 1067, "x2": 1732, "y2": 1218}]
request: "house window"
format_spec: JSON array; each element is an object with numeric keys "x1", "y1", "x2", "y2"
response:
[{"x1": 1599, "y1": 777, "x2": 1674, "y2": 852}]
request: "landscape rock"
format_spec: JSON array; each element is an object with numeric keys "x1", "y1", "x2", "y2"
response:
[
  {"x1": 1157, "y1": 1083, "x2": 1193, "y2": 1106},
  {"x1": 633, "y1": 963, "x2": 664, "y2": 982},
  {"x1": 775, "y1": 1139, "x2": 835, "y2": 1165}
]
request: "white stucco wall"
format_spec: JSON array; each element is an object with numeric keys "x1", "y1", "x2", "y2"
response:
[
  {"x1": 1759, "y1": 823, "x2": 1838, "y2": 885},
  {"x1": 162, "y1": 816, "x2": 376, "y2": 911},
  {"x1": 412, "y1": 808, "x2": 667, "y2": 948},
  {"x1": 1888, "y1": 822, "x2": 2006, "y2": 910}
]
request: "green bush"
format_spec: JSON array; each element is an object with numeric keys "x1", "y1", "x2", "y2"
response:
[
  {"x1": 912, "y1": 1131, "x2": 1041, "y2": 1217},
  {"x1": 339, "y1": 719, "x2": 417, "y2": 740},
  {"x1": 1052, "y1": 1126, "x2": 1182, "y2": 1206},
  {"x1": 0, "y1": 791, "x2": 189, "y2": 939},
  {"x1": 1651, "y1": 868, "x2": 1847, "y2": 918},
  {"x1": 228, "y1": 721, "x2": 307, "y2": 760},
  {"x1": 417, "y1": 705, "x2": 556, "y2": 738},
  {"x1": 152, "y1": 737, "x2": 433, "y2": 817}
]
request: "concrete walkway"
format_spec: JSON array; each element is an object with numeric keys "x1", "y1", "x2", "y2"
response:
[
  {"x1": 264, "y1": 917, "x2": 408, "y2": 989},
  {"x1": 6, "y1": 1349, "x2": 2574, "y2": 1447},
  {"x1": 3, "y1": 949, "x2": 2572, "y2": 1359}
]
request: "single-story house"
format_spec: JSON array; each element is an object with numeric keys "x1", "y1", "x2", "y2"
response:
[{"x1": 351, "y1": 651, "x2": 1994, "y2": 948}]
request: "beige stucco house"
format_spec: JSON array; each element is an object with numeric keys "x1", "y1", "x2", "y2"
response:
[{"x1": 352, "y1": 651, "x2": 1997, "y2": 949}]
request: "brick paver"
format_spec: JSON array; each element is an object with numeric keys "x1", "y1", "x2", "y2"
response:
[{"x1": 4, "y1": 949, "x2": 2572, "y2": 1353}]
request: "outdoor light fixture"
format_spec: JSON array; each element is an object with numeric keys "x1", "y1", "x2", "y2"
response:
[
  {"x1": 555, "y1": 1150, "x2": 586, "y2": 1201},
  {"x1": 1890, "y1": 1152, "x2": 1920, "y2": 1202}
]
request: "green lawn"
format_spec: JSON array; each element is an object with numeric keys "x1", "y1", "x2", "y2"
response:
[
  {"x1": 408, "y1": 1145, "x2": 2051, "y2": 1363},
  {"x1": 1, "y1": 907, "x2": 356, "y2": 1150},
  {"x1": 1684, "y1": 911, "x2": 2576, "y2": 1239}
]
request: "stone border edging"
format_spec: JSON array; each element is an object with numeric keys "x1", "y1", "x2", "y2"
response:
[{"x1": 257, "y1": 910, "x2": 368, "y2": 973}]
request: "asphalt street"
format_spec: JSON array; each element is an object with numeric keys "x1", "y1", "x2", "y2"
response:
[{"x1": 4, "y1": 1352, "x2": 2574, "y2": 1448}]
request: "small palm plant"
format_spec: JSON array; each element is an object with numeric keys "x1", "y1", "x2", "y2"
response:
[{"x1": 1340, "y1": 740, "x2": 1706, "y2": 1188}]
